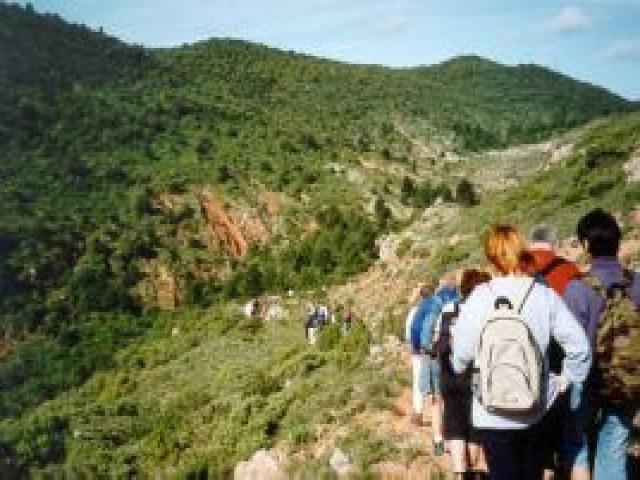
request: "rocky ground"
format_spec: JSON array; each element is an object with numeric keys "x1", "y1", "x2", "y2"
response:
[{"x1": 234, "y1": 336, "x2": 452, "y2": 479}]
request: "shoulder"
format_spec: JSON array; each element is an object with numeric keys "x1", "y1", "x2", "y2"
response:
[
  {"x1": 564, "y1": 276, "x2": 596, "y2": 296},
  {"x1": 558, "y1": 258, "x2": 581, "y2": 276},
  {"x1": 460, "y1": 282, "x2": 492, "y2": 311},
  {"x1": 527, "y1": 280, "x2": 562, "y2": 309}
]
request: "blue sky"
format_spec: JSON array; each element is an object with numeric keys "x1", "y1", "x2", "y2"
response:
[{"x1": 21, "y1": 1, "x2": 640, "y2": 99}]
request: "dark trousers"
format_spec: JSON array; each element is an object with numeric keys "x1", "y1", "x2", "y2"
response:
[{"x1": 477, "y1": 421, "x2": 545, "y2": 480}]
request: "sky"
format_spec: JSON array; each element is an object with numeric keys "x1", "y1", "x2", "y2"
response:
[{"x1": 19, "y1": 1, "x2": 640, "y2": 99}]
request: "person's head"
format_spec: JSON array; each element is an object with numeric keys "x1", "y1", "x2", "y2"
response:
[
  {"x1": 484, "y1": 224, "x2": 534, "y2": 275},
  {"x1": 577, "y1": 209, "x2": 621, "y2": 258},
  {"x1": 438, "y1": 271, "x2": 457, "y2": 288},
  {"x1": 419, "y1": 280, "x2": 437, "y2": 298},
  {"x1": 529, "y1": 224, "x2": 557, "y2": 251},
  {"x1": 460, "y1": 269, "x2": 492, "y2": 298}
]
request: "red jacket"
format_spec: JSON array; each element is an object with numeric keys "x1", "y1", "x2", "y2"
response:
[{"x1": 530, "y1": 249, "x2": 580, "y2": 295}]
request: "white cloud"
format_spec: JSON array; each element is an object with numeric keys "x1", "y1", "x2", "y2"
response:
[
  {"x1": 602, "y1": 40, "x2": 640, "y2": 60},
  {"x1": 547, "y1": 6, "x2": 593, "y2": 34}
]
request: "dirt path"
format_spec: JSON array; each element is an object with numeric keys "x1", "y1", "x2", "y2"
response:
[{"x1": 358, "y1": 349, "x2": 454, "y2": 479}]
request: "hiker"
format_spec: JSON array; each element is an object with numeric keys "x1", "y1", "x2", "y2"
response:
[
  {"x1": 318, "y1": 304, "x2": 330, "y2": 324},
  {"x1": 343, "y1": 304, "x2": 354, "y2": 331},
  {"x1": 305, "y1": 304, "x2": 323, "y2": 344},
  {"x1": 451, "y1": 224, "x2": 591, "y2": 480},
  {"x1": 440, "y1": 269, "x2": 491, "y2": 480},
  {"x1": 413, "y1": 276, "x2": 460, "y2": 455},
  {"x1": 528, "y1": 224, "x2": 585, "y2": 480},
  {"x1": 407, "y1": 283, "x2": 435, "y2": 426},
  {"x1": 529, "y1": 224, "x2": 581, "y2": 295},
  {"x1": 563, "y1": 209, "x2": 640, "y2": 480}
]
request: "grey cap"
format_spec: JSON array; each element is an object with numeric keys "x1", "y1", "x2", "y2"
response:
[{"x1": 529, "y1": 224, "x2": 557, "y2": 244}]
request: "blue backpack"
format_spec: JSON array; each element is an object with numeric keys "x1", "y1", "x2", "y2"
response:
[{"x1": 410, "y1": 294, "x2": 443, "y2": 354}]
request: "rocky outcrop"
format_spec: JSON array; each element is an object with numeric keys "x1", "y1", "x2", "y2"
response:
[
  {"x1": 198, "y1": 189, "x2": 249, "y2": 258},
  {"x1": 234, "y1": 449, "x2": 288, "y2": 480},
  {"x1": 136, "y1": 260, "x2": 181, "y2": 310}
]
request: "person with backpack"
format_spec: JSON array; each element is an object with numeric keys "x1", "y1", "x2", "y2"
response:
[
  {"x1": 305, "y1": 304, "x2": 324, "y2": 344},
  {"x1": 528, "y1": 224, "x2": 586, "y2": 480},
  {"x1": 563, "y1": 209, "x2": 640, "y2": 480},
  {"x1": 451, "y1": 224, "x2": 591, "y2": 480},
  {"x1": 408, "y1": 283, "x2": 436, "y2": 426},
  {"x1": 414, "y1": 276, "x2": 460, "y2": 455},
  {"x1": 440, "y1": 269, "x2": 491, "y2": 480}
]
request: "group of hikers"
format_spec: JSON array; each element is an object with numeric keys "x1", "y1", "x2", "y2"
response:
[
  {"x1": 304, "y1": 302, "x2": 354, "y2": 343},
  {"x1": 405, "y1": 208, "x2": 639, "y2": 480}
]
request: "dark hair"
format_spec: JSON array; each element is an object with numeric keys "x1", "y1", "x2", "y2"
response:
[
  {"x1": 460, "y1": 269, "x2": 491, "y2": 299},
  {"x1": 420, "y1": 281, "x2": 436, "y2": 298},
  {"x1": 576, "y1": 209, "x2": 621, "y2": 257}
]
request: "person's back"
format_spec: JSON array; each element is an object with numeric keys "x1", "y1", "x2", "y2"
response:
[
  {"x1": 530, "y1": 249, "x2": 580, "y2": 294},
  {"x1": 565, "y1": 257, "x2": 640, "y2": 344},
  {"x1": 454, "y1": 276, "x2": 590, "y2": 428},
  {"x1": 407, "y1": 283, "x2": 436, "y2": 426},
  {"x1": 562, "y1": 209, "x2": 640, "y2": 480},
  {"x1": 452, "y1": 224, "x2": 590, "y2": 480}
]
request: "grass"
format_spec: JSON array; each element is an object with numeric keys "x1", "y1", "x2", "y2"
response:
[{"x1": 0, "y1": 306, "x2": 397, "y2": 477}]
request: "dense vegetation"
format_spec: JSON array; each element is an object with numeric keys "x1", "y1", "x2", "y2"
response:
[
  {"x1": 0, "y1": 306, "x2": 393, "y2": 477},
  {"x1": 1, "y1": 2, "x2": 634, "y2": 337},
  {"x1": 414, "y1": 111, "x2": 640, "y2": 276},
  {"x1": 1, "y1": 3, "x2": 639, "y2": 476}
]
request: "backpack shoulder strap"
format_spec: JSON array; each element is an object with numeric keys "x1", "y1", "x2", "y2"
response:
[
  {"x1": 515, "y1": 278, "x2": 536, "y2": 314},
  {"x1": 608, "y1": 268, "x2": 635, "y2": 297},
  {"x1": 582, "y1": 273, "x2": 607, "y2": 299},
  {"x1": 537, "y1": 257, "x2": 568, "y2": 278}
]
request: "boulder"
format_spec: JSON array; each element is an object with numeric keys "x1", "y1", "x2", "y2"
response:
[
  {"x1": 234, "y1": 449, "x2": 287, "y2": 480},
  {"x1": 329, "y1": 448, "x2": 355, "y2": 477},
  {"x1": 378, "y1": 235, "x2": 398, "y2": 263}
]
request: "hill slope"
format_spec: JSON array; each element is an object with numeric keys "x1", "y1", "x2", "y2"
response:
[
  {"x1": 1, "y1": 3, "x2": 636, "y2": 338},
  {"x1": 1, "y1": 4, "x2": 640, "y2": 475},
  {"x1": 1, "y1": 111, "x2": 638, "y2": 477}
]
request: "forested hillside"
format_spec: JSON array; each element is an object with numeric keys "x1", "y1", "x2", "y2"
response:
[
  {"x1": 1, "y1": 2, "x2": 635, "y2": 335},
  {"x1": 1, "y1": 3, "x2": 639, "y2": 476}
]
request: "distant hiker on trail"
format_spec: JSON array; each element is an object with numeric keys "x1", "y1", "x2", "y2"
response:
[
  {"x1": 305, "y1": 304, "x2": 325, "y2": 344},
  {"x1": 407, "y1": 283, "x2": 436, "y2": 427},
  {"x1": 440, "y1": 269, "x2": 490, "y2": 480},
  {"x1": 342, "y1": 304, "x2": 354, "y2": 332},
  {"x1": 528, "y1": 224, "x2": 585, "y2": 480},
  {"x1": 563, "y1": 209, "x2": 640, "y2": 480},
  {"x1": 451, "y1": 224, "x2": 591, "y2": 480}
]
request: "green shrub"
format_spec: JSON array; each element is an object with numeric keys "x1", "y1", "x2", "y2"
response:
[{"x1": 316, "y1": 323, "x2": 342, "y2": 352}]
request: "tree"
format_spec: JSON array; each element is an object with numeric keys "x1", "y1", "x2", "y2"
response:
[
  {"x1": 400, "y1": 176, "x2": 414, "y2": 205},
  {"x1": 456, "y1": 179, "x2": 478, "y2": 206},
  {"x1": 374, "y1": 196, "x2": 392, "y2": 227}
]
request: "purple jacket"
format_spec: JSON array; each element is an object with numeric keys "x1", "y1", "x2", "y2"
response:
[{"x1": 563, "y1": 257, "x2": 640, "y2": 346}]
